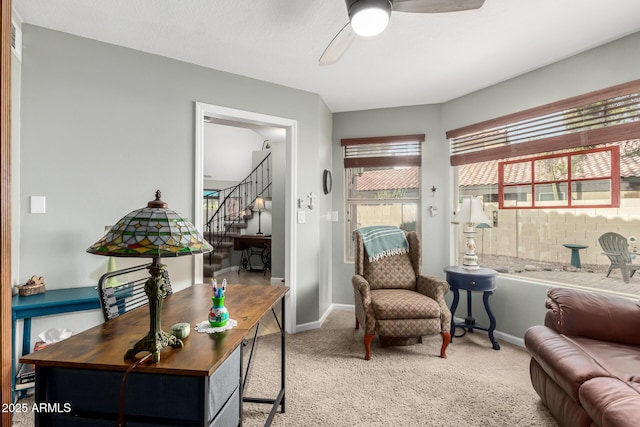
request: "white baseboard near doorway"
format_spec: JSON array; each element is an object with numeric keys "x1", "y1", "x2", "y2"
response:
[{"x1": 295, "y1": 304, "x2": 354, "y2": 333}]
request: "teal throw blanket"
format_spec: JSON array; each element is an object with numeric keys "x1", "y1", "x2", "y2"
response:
[{"x1": 358, "y1": 226, "x2": 409, "y2": 263}]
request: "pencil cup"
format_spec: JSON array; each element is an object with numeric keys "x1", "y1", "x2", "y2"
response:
[{"x1": 209, "y1": 296, "x2": 229, "y2": 327}]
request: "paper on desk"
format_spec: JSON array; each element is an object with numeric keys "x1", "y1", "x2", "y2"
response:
[{"x1": 38, "y1": 328, "x2": 73, "y2": 344}]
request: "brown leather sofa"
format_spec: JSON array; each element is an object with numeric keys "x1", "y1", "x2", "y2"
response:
[{"x1": 524, "y1": 287, "x2": 640, "y2": 427}]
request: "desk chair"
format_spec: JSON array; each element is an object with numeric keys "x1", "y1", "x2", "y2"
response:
[{"x1": 98, "y1": 263, "x2": 172, "y2": 321}]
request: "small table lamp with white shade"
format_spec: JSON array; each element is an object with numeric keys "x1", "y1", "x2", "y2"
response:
[{"x1": 452, "y1": 198, "x2": 492, "y2": 270}]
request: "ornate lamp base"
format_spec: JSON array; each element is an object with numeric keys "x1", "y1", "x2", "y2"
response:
[
  {"x1": 124, "y1": 258, "x2": 183, "y2": 362},
  {"x1": 462, "y1": 226, "x2": 480, "y2": 270},
  {"x1": 125, "y1": 330, "x2": 182, "y2": 362}
]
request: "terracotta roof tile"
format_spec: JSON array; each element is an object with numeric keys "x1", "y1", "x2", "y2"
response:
[
  {"x1": 356, "y1": 167, "x2": 419, "y2": 191},
  {"x1": 459, "y1": 142, "x2": 640, "y2": 186}
]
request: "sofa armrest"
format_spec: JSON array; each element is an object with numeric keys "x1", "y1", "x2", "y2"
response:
[
  {"x1": 416, "y1": 274, "x2": 451, "y2": 333},
  {"x1": 544, "y1": 287, "x2": 640, "y2": 345}
]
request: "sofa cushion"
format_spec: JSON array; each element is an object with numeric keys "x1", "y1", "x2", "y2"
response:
[
  {"x1": 525, "y1": 326, "x2": 613, "y2": 401},
  {"x1": 544, "y1": 287, "x2": 640, "y2": 346},
  {"x1": 580, "y1": 377, "x2": 640, "y2": 427},
  {"x1": 568, "y1": 337, "x2": 640, "y2": 384}
]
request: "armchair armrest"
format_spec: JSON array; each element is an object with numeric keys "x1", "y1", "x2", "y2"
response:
[
  {"x1": 544, "y1": 287, "x2": 640, "y2": 345},
  {"x1": 352, "y1": 274, "x2": 375, "y2": 335},
  {"x1": 416, "y1": 274, "x2": 451, "y2": 332},
  {"x1": 352, "y1": 274, "x2": 372, "y2": 302}
]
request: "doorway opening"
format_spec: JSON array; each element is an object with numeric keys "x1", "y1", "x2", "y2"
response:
[{"x1": 194, "y1": 103, "x2": 297, "y2": 333}]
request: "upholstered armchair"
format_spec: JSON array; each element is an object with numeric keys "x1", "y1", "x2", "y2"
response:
[{"x1": 352, "y1": 229, "x2": 451, "y2": 360}]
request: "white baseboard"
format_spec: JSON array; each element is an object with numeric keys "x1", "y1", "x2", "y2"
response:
[
  {"x1": 296, "y1": 310, "x2": 329, "y2": 333},
  {"x1": 494, "y1": 330, "x2": 524, "y2": 348},
  {"x1": 295, "y1": 304, "x2": 353, "y2": 332},
  {"x1": 270, "y1": 276, "x2": 285, "y2": 285},
  {"x1": 330, "y1": 304, "x2": 355, "y2": 312},
  {"x1": 452, "y1": 316, "x2": 524, "y2": 348}
]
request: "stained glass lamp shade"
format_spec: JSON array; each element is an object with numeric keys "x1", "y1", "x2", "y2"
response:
[{"x1": 87, "y1": 190, "x2": 212, "y2": 362}]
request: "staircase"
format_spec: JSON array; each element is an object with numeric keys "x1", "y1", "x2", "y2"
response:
[{"x1": 203, "y1": 153, "x2": 271, "y2": 278}]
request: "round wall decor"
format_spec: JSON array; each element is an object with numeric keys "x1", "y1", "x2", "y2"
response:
[{"x1": 323, "y1": 169, "x2": 332, "y2": 194}]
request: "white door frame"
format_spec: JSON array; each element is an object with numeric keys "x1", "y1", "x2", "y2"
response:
[{"x1": 194, "y1": 102, "x2": 297, "y2": 333}]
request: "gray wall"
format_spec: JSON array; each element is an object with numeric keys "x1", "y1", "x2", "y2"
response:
[
  {"x1": 441, "y1": 31, "x2": 640, "y2": 341},
  {"x1": 332, "y1": 104, "x2": 447, "y2": 306},
  {"x1": 17, "y1": 24, "x2": 332, "y2": 345},
  {"x1": 15, "y1": 22, "x2": 640, "y2": 345},
  {"x1": 331, "y1": 31, "x2": 640, "y2": 341}
]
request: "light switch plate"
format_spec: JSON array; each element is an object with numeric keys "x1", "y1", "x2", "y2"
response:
[
  {"x1": 297, "y1": 211, "x2": 306, "y2": 223},
  {"x1": 30, "y1": 196, "x2": 46, "y2": 214}
]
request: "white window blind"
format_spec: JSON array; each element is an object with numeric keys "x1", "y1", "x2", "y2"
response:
[
  {"x1": 446, "y1": 80, "x2": 640, "y2": 166},
  {"x1": 341, "y1": 134, "x2": 424, "y2": 168}
]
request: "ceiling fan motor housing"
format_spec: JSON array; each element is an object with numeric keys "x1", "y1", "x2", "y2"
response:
[
  {"x1": 346, "y1": 0, "x2": 393, "y2": 17},
  {"x1": 346, "y1": 0, "x2": 393, "y2": 37}
]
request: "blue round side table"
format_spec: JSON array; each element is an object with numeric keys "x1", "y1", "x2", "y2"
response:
[{"x1": 444, "y1": 266, "x2": 500, "y2": 350}]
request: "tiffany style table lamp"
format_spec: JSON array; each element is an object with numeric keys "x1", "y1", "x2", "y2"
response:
[{"x1": 87, "y1": 190, "x2": 212, "y2": 362}]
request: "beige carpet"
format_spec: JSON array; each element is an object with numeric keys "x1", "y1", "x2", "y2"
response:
[
  {"x1": 243, "y1": 310, "x2": 556, "y2": 426},
  {"x1": 13, "y1": 310, "x2": 557, "y2": 426}
]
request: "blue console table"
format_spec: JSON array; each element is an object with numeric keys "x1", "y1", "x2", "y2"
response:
[
  {"x1": 444, "y1": 266, "x2": 500, "y2": 350},
  {"x1": 11, "y1": 286, "x2": 100, "y2": 398}
]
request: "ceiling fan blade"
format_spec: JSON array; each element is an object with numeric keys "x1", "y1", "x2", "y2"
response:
[
  {"x1": 319, "y1": 23, "x2": 356, "y2": 66},
  {"x1": 392, "y1": 0, "x2": 485, "y2": 13}
]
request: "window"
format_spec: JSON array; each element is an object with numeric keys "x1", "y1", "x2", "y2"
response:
[
  {"x1": 203, "y1": 189, "x2": 219, "y2": 228},
  {"x1": 498, "y1": 146, "x2": 620, "y2": 209},
  {"x1": 446, "y1": 80, "x2": 640, "y2": 297},
  {"x1": 342, "y1": 134, "x2": 424, "y2": 259}
]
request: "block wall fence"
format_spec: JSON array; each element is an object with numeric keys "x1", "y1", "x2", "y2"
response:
[{"x1": 475, "y1": 198, "x2": 640, "y2": 266}]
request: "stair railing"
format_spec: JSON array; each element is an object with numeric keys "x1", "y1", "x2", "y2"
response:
[{"x1": 204, "y1": 153, "x2": 272, "y2": 267}]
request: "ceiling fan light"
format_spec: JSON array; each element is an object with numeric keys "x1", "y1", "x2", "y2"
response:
[{"x1": 347, "y1": 0, "x2": 391, "y2": 37}]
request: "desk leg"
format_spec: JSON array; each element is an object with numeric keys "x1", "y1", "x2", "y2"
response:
[
  {"x1": 483, "y1": 291, "x2": 500, "y2": 350},
  {"x1": 242, "y1": 296, "x2": 286, "y2": 426},
  {"x1": 280, "y1": 296, "x2": 286, "y2": 414},
  {"x1": 449, "y1": 289, "x2": 459, "y2": 342}
]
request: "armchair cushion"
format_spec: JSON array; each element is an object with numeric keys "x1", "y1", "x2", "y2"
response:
[
  {"x1": 363, "y1": 253, "x2": 416, "y2": 290},
  {"x1": 370, "y1": 289, "x2": 441, "y2": 320}
]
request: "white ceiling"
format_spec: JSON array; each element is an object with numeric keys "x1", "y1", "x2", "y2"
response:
[{"x1": 13, "y1": 0, "x2": 640, "y2": 112}]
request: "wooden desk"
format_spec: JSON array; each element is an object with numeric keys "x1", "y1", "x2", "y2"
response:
[
  {"x1": 234, "y1": 235, "x2": 271, "y2": 273},
  {"x1": 11, "y1": 286, "x2": 100, "y2": 398},
  {"x1": 21, "y1": 283, "x2": 288, "y2": 426}
]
